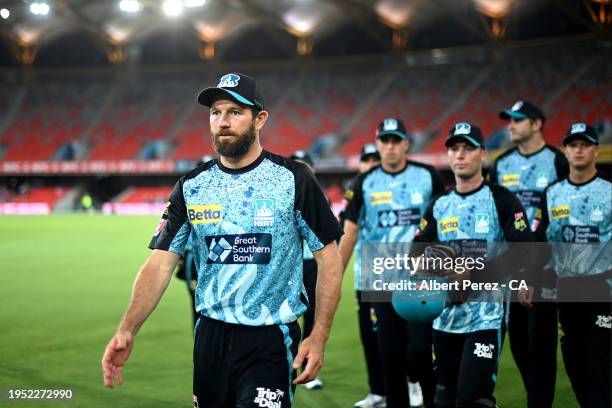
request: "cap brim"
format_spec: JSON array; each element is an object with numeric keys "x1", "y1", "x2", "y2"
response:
[
  {"x1": 197, "y1": 87, "x2": 255, "y2": 108},
  {"x1": 360, "y1": 153, "x2": 381, "y2": 161},
  {"x1": 563, "y1": 134, "x2": 598, "y2": 146},
  {"x1": 377, "y1": 130, "x2": 406, "y2": 140},
  {"x1": 445, "y1": 135, "x2": 482, "y2": 148},
  {"x1": 499, "y1": 110, "x2": 529, "y2": 120}
]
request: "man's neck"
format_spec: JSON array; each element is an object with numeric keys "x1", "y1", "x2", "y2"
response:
[
  {"x1": 455, "y1": 173, "x2": 484, "y2": 194},
  {"x1": 569, "y1": 166, "x2": 597, "y2": 185},
  {"x1": 219, "y1": 143, "x2": 263, "y2": 169},
  {"x1": 517, "y1": 135, "x2": 545, "y2": 156},
  {"x1": 382, "y1": 159, "x2": 406, "y2": 174}
]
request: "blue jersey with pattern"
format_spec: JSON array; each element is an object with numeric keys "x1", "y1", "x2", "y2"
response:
[
  {"x1": 149, "y1": 151, "x2": 342, "y2": 326},
  {"x1": 415, "y1": 182, "x2": 534, "y2": 333},
  {"x1": 344, "y1": 161, "x2": 444, "y2": 290},
  {"x1": 490, "y1": 145, "x2": 568, "y2": 232},
  {"x1": 541, "y1": 173, "x2": 611, "y2": 278}
]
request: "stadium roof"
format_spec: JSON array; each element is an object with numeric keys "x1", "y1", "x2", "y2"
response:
[{"x1": 0, "y1": 0, "x2": 610, "y2": 66}]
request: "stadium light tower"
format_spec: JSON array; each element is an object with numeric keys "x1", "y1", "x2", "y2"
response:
[
  {"x1": 162, "y1": 0, "x2": 184, "y2": 17},
  {"x1": 30, "y1": 2, "x2": 50, "y2": 16},
  {"x1": 0, "y1": 8, "x2": 9, "y2": 19},
  {"x1": 119, "y1": 0, "x2": 143, "y2": 13}
]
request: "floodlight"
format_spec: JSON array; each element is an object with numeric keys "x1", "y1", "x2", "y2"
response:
[
  {"x1": 0, "y1": 8, "x2": 9, "y2": 19},
  {"x1": 184, "y1": 0, "x2": 206, "y2": 7},
  {"x1": 162, "y1": 0, "x2": 183, "y2": 17},
  {"x1": 30, "y1": 2, "x2": 50, "y2": 16},
  {"x1": 119, "y1": 0, "x2": 143, "y2": 13}
]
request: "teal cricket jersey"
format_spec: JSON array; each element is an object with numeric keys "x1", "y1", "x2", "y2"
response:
[
  {"x1": 540, "y1": 172, "x2": 611, "y2": 278},
  {"x1": 414, "y1": 181, "x2": 535, "y2": 333},
  {"x1": 149, "y1": 150, "x2": 343, "y2": 326},
  {"x1": 343, "y1": 161, "x2": 444, "y2": 290},
  {"x1": 490, "y1": 145, "x2": 568, "y2": 232}
]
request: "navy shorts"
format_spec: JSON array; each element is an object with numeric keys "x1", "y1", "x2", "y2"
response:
[{"x1": 193, "y1": 316, "x2": 301, "y2": 408}]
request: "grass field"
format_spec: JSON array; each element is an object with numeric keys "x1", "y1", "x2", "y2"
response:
[{"x1": 0, "y1": 215, "x2": 579, "y2": 407}]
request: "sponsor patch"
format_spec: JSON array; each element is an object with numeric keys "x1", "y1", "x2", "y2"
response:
[
  {"x1": 378, "y1": 208, "x2": 421, "y2": 227},
  {"x1": 344, "y1": 189, "x2": 354, "y2": 200},
  {"x1": 253, "y1": 387, "x2": 284, "y2": 408},
  {"x1": 595, "y1": 315, "x2": 612, "y2": 329},
  {"x1": 419, "y1": 218, "x2": 428, "y2": 231},
  {"x1": 561, "y1": 226, "x2": 600, "y2": 243},
  {"x1": 188, "y1": 204, "x2": 222, "y2": 224},
  {"x1": 205, "y1": 233, "x2": 272, "y2": 264},
  {"x1": 513, "y1": 212, "x2": 527, "y2": 231},
  {"x1": 153, "y1": 218, "x2": 168, "y2": 236},
  {"x1": 551, "y1": 205, "x2": 570, "y2": 219},
  {"x1": 501, "y1": 174, "x2": 520, "y2": 187},
  {"x1": 440, "y1": 217, "x2": 459, "y2": 233},
  {"x1": 473, "y1": 342, "x2": 494, "y2": 359},
  {"x1": 253, "y1": 199, "x2": 275, "y2": 227},
  {"x1": 370, "y1": 191, "x2": 392, "y2": 206}
]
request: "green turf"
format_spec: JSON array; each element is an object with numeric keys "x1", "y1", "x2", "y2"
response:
[{"x1": 0, "y1": 215, "x2": 578, "y2": 407}]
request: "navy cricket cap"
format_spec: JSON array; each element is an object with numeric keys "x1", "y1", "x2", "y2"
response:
[
  {"x1": 290, "y1": 150, "x2": 314, "y2": 166},
  {"x1": 563, "y1": 123, "x2": 599, "y2": 146},
  {"x1": 376, "y1": 118, "x2": 407, "y2": 140},
  {"x1": 198, "y1": 73, "x2": 265, "y2": 110},
  {"x1": 360, "y1": 143, "x2": 380, "y2": 161},
  {"x1": 499, "y1": 100, "x2": 546, "y2": 122},
  {"x1": 445, "y1": 122, "x2": 485, "y2": 149}
]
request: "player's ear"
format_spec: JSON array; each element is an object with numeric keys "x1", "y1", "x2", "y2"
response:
[{"x1": 254, "y1": 109, "x2": 268, "y2": 131}]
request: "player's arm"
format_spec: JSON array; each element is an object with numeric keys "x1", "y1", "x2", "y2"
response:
[
  {"x1": 338, "y1": 175, "x2": 365, "y2": 269},
  {"x1": 102, "y1": 179, "x2": 190, "y2": 388},
  {"x1": 291, "y1": 165, "x2": 344, "y2": 384}
]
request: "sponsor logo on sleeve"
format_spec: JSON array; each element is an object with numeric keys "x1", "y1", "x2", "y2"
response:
[
  {"x1": 440, "y1": 217, "x2": 459, "y2": 233},
  {"x1": 419, "y1": 218, "x2": 428, "y2": 231},
  {"x1": 153, "y1": 218, "x2": 168, "y2": 236},
  {"x1": 205, "y1": 233, "x2": 272, "y2": 264},
  {"x1": 513, "y1": 212, "x2": 527, "y2": 231},
  {"x1": 254, "y1": 199, "x2": 275, "y2": 227},
  {"x1": 344, "y1": 189, "x2": 354, "y2": 200},
  {"x1": 551, "y1": 205, "x2": 570, "y2": 219},
  {"x1": 188, "y1": 204, "x2": 222, "y2": 224}
]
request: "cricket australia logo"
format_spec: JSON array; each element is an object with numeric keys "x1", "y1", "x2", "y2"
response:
[
  {"x1": 218, "y1": 73, "x2": 240, "y2": 88},
  {"x1": 473, "y1": 342, "x2": 494, "y2": 359},
  {"x1": 207, "y1": 237, "x2": 232, "y2": 262},
  {"x1": 253, "y1": 388, "x2": 284, "y2": 408},
  {"x1": 595, "y1": 315, "x2": 611, "y2": 329}
]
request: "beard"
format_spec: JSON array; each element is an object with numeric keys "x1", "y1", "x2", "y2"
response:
[{"x1": 212, "y1": 124, "x2": 256, "y2": 158}]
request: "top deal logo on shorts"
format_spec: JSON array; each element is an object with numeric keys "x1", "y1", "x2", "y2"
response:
[
  {"x1": 253, "y1": 388, "x2": 284, "y2": 408},
  {"x1": 205, "y1": 233, "x2": 272, "y2": 264}
]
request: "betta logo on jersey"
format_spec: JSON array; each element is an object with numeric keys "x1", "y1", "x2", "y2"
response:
[
  {"x1": 440, "y1": 217, "x2": 459, "y2": 233},
  {"x1": 501, "y1": 174, "x2": 520, "y2": 187},
  {"x1": 370, "y1": 191, "x2": 393, "y2": 206},
  {"x1": 217, "y1": 73, "x2": 240, "y2": 88},
  {"x1": 205, "y1": 233, "x2": 272, "y2": 264},
  {"x1": 188, "y1": 204, "x2": 222, "y2": 224},
  {"x1": 551, "y1": 205, "x2": 570, "y2": 219}
]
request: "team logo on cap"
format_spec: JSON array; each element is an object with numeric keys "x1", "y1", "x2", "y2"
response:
[
  {"x1": 454, "y1": 123, "x2": 471, "y2": 136},
  {"x1": 217, "y1": 74, "x2": 240, "y2": 88},
  {"x1": 383, "y1": 118, "x2": 398, "y2": 131},
  {"x1": 570, "y1": 123, "x2": 587, "y2": 134},
  {"x1": 364, "y1": 144, "x2": 377, "y2": 154},
  {"x1": 511, "y1": 101, "x2": 523, "y2": 111}
]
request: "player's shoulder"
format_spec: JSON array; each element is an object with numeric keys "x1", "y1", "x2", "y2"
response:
[
  {"x1": 183, "y1": 158, "x2": 217, "y2": 182},
  {"x1": 264, "y1": 150, "x2": 310, "y2": 175},
  {"x1": 406, "y1": 159, "x2": 439, "y2": 176},
  {"x1": 487, "y1": 182, "x2": 517, "y2": 202},
  {"x1": 544, "y1": 144, "x2": 564, "y2": 156},
  {"x1": 595, "y1": 171, "x2": 611, "y2": 184},
  {"x1": 493, "y1": 146, "x2": 519, "y2": 164},
  {"x1": 430, "y1": 187, "x2": 453, "y2": 206},
  {"x1": 543, "y1": 176, "x2": 567, "y2": 196}
]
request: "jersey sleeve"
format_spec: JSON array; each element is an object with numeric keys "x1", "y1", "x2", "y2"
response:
[
  {"x1": 492, "y1": 185, "x2": 535, "y2": 243},
  {"x1": 293, "y1": 165, "x2": 343, "y2": 252},
  {"x1": 148, "y1": 178, "x2": 191, "y2": 255},
  {"x1": 343, "y1": 172, "x2": 366, "y2": 224},
  {"x1": 413, "y1": 200, "x2": 439, "y2": 243}
]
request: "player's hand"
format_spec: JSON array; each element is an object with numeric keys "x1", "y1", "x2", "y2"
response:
[
  {"x1": 518, "y1": 285, "x2": 534, "y2": 308},
  {"x1": 102, "y1": 330, "x2": 134, "y2": 388},
  {"x1": 292, "y1": 333, "x2": 325, "y2": 384}
]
